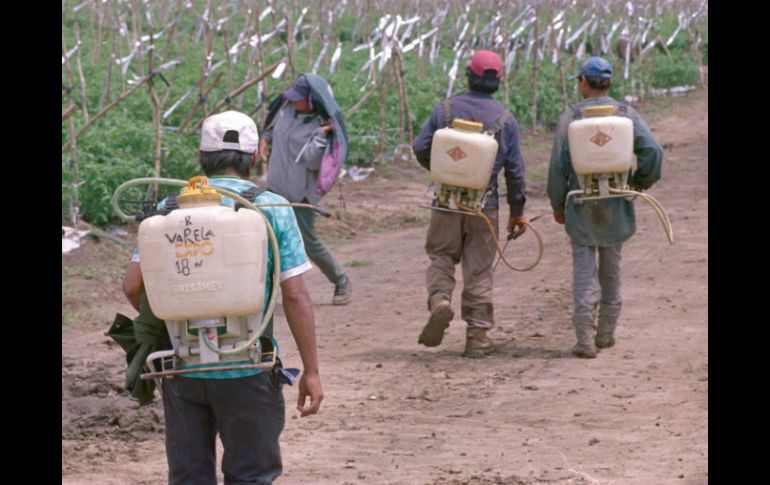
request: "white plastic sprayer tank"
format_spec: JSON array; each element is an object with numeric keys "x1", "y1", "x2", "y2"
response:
[
  {"x1": 137, "y1": 178, "x2": 267, "y2": 321},
  {"x1": 430, "y1": 119, "x2": 499, "y2": 190},
  {"x1": 568, "y1": 105, "x2": 634, "y2": 175}
]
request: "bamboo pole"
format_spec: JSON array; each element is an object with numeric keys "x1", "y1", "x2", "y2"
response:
[
  {"x1": 148, "y1": 32, "x2": 163, "y2": 201},
  {"x1": 62, "y1": 33, "x2": 81, "y2": 226},
  {"x1": 392, "y1": 48, "x2": 413, "y2": 146},
  {"x1": 178, "y1": 23, "x2": 216, "y2": 132},
  {"x1": 62, "y1": 73, "x2": 158, "y2": 151},
  {"x1": 192, "y1": 60, "x2": 282, "y2": 131},
  {"x1": 239, "y1": 4, "x2": 259, "y2": 111},
  {"x1": 130, "y1": 0, "x2": 145, "y2": 76},
  {"x1": 255, "y1": 3, "x2": 269, "y2": 122},
  {"x1": 284, "y1": 3, "x2": 297, "y2": 80},
  {"x1": 98, "y1": 30, "x2": 118, "y2": 112},
  {"x1": 376, "y1": 63, "x2": 393, "y2": 160},
  {"x1": 530, "y1": 6, "x2": 539, "y2": 132},
  {"x1": 62, "y1": 105, "x2": 78, "y2": 122},
  {"x1": 179, "y1": 71, "x2": 224, "y2": 132},
  {"x1": 223, "y1": 24, "x2": 235, "y2": 103},
  {"x1": 74, "y1": 25, "x2": 90, "y2": 124}
]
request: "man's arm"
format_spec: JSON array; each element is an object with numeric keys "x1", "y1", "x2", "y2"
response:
[
  {"x1": 122, "y1": 261, "x2": 144, "y2": 312},
  {"x1": 281, "y1": 274, "x2": 324, "y2": 417},
  {"x1": 412, "y1": 104, "x2": 442, "y2": 170},
  {"x1": 546, "y1": 112, "x2": 572, "y2": 223},
  {"x1": 502, "y1": 118, "x2": 528, "y2": 235},
  {"x1": 630, "y1": 112, "x2": 664, "y2": 190}
]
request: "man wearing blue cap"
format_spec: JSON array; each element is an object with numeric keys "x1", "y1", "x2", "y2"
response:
[
  {"x1": 260, "y1": 75, "x2": 352, "y2": 305},
  {"x1": 547, "y1": 57, "x2": 664, "y2": 358},
  {"x1": 122, "y1": 110, "x2": 324, "y2": 484}
]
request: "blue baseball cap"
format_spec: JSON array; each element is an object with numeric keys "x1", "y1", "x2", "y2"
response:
[
  {"x1": 569, "y1": 57, "x2": 613, "y2": 80},
  {"x1": 283, "y1": 76, "x2": 311, "y2": 102}
]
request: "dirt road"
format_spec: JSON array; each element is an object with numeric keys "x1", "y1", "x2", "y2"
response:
[{"x1": 62, "y1": 88, "x2": 707, "y2": 485}]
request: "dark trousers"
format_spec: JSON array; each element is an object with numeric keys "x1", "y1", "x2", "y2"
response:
[{"x1": 162, "y1": 372, "x2": 285, "y2": 485}]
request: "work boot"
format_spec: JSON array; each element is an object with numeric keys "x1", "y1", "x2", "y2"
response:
[
  {"x1": 418, "y1": 300, "x2": 453, "y2": 347},
  {"x1": 571, "y1": 323, "x2": 598, "y2": 359},
  {"x1": 595, "y1": 318, "x2": 617, "y2": 349},
  {"x1": 595, "y1": 332, "x2": 616, "y2": 349},
  {"x1": 332, "y1": 276, "x2": 352, "y2": 305},
  {"x1": 463, "y1": 329, "x2": 495, "y2": 358}
]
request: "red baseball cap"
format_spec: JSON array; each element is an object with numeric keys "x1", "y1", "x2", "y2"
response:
[{"x1": 467, "y1": 50, "x2": 504, "y2": 78}]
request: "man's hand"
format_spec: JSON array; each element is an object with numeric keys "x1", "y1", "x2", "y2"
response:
[
  {"x1": 508, "y1": 215, "x2": 528, "y2": 239},
  {"x1": 297, "y1": 371, "x2": 323, "y2": 417},
  {"x1": 281, "y1": 275, "x2": 323, "y2": 417},
  {"x1": 259, "y1": 138, "x2": 270, "y2": 163},
  {"x1": 553, "y1": 212, "x2": 565, "y2": 224},
  {"x1": 319, "y1": 124, "x2": 333, "y2": 135}
]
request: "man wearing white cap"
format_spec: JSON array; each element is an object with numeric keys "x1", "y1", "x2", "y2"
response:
[
  {"x1": 412, "y1": 50, "x2": 528, "y2": 358},
  {"x1": 122, "y1": 110, "x2": 324, "y2": 484}
]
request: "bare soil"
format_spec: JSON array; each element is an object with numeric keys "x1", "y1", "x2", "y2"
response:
[{"x1": 62, "y1": 87, "x2": 707, "y2": 485}]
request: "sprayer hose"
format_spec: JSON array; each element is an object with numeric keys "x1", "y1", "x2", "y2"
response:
[
  {"x1": 451, "y1": 194, "x2": 544, "y2": 272},
  {"x1": 112, "y1": 177, "x2": 286, "y2": 357},
  {"x1": 609, "y1": 188, "x2": 675, "y2": 245}
]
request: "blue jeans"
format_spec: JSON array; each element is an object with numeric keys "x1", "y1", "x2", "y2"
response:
[{"x1": 162, "y1": 371, "x2": 285, "y2": 485}]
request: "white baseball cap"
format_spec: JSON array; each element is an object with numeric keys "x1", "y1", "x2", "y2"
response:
[{"x1": 199, "y1": 111, "x2": 259, "y2": 153}]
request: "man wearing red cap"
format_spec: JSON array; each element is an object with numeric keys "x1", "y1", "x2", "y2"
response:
[{"x1": 412, "y1": 50, "x2": 528, "y2": 358}]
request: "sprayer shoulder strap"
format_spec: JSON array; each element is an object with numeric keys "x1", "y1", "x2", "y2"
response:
[
  {"x1": 572, "y1": 107, "x2": 583, "y2": 121},
  {"x1": 442, "y1": 99, "x2": 453, "y2": 127},
  {"x1": 160, "y1": 186, "x2": 264, "y2": 215},
  {"x1": 160, "y1": 195, "x2": 179, "y2": 215},
  {"x1": 234, "y1": 185, "x2": 264, "y2": 210},
  {"x1": 487, "y1": 111, "x2": 512, "y2": 136}
]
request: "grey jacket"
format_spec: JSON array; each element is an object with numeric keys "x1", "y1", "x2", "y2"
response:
[
  {"x1": 265, "y1": 103, "x2": 328, "y2": 205},
  {"x1": 547, "y1": 96, "x2": 664, "y2": 246}
]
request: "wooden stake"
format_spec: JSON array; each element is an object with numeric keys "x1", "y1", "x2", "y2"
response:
[
  {"x1": 74, "y1": 25, "x2": 90, "y2": 124},
  {"x1": 62, "y1": 33, "x2": 80, "y2": 226},
  {"x1": 530, "y1": 6, "x2": 539, "y2": 133}
]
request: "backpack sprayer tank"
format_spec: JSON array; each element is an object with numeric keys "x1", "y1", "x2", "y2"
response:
[
  {"x1": 138, "y1": 177, "x2": 269, "y2": 366},
  {"x1": 568, "y1": 105, "x2": 634, "y2": 196},
  {"x1": 420, "y1": 116, "x2": 546, "y2": 272},
  {"x1": 566, "y1": 105, "x2": 674, "y2": 244},
  {"x1": 430, "y1": 119, "x2": 499, "y2": 210}
]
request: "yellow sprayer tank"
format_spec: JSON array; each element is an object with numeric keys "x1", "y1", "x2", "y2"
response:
[
  {"x1": 137, "y1": 179, "x2": 267, "y2": 321},
  {"x1": 430, "y1": 119, "x2": 499, "y2": 190},
  {"x1": 568, "y1": 105, "x2": 634, "y2": 175}
]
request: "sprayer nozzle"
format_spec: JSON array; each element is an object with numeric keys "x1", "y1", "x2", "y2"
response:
[{"x1": 314, "y1": 208, "x2": 333, "y2": 218}]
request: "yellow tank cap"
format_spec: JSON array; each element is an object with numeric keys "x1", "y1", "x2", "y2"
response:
[
  {"x1": 176, "y1": 176, "x2": 222, "y2": 206},
  {"x1": 452, "y1": 118, "x2": 484, "y2": 133},
  {"x1": 583, "y1": 105, "x2": 617, "y2": 117}
]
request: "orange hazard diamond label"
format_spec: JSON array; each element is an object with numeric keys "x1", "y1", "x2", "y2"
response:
[
  {"x1": 591, "y1": 130, "x2": 612, "y2": 147},
  {"x1": 446, "y1": 146, "x2": 467, "y2": 161}
]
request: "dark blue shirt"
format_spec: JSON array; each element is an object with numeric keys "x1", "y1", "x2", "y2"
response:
[{"x1": 412, "y1": 91, "x2": 526, "y2": 216}]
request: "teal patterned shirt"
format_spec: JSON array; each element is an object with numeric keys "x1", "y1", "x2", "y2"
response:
[{"x1": 133, "y1": 175, "x2": 311, "y2": 379}]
